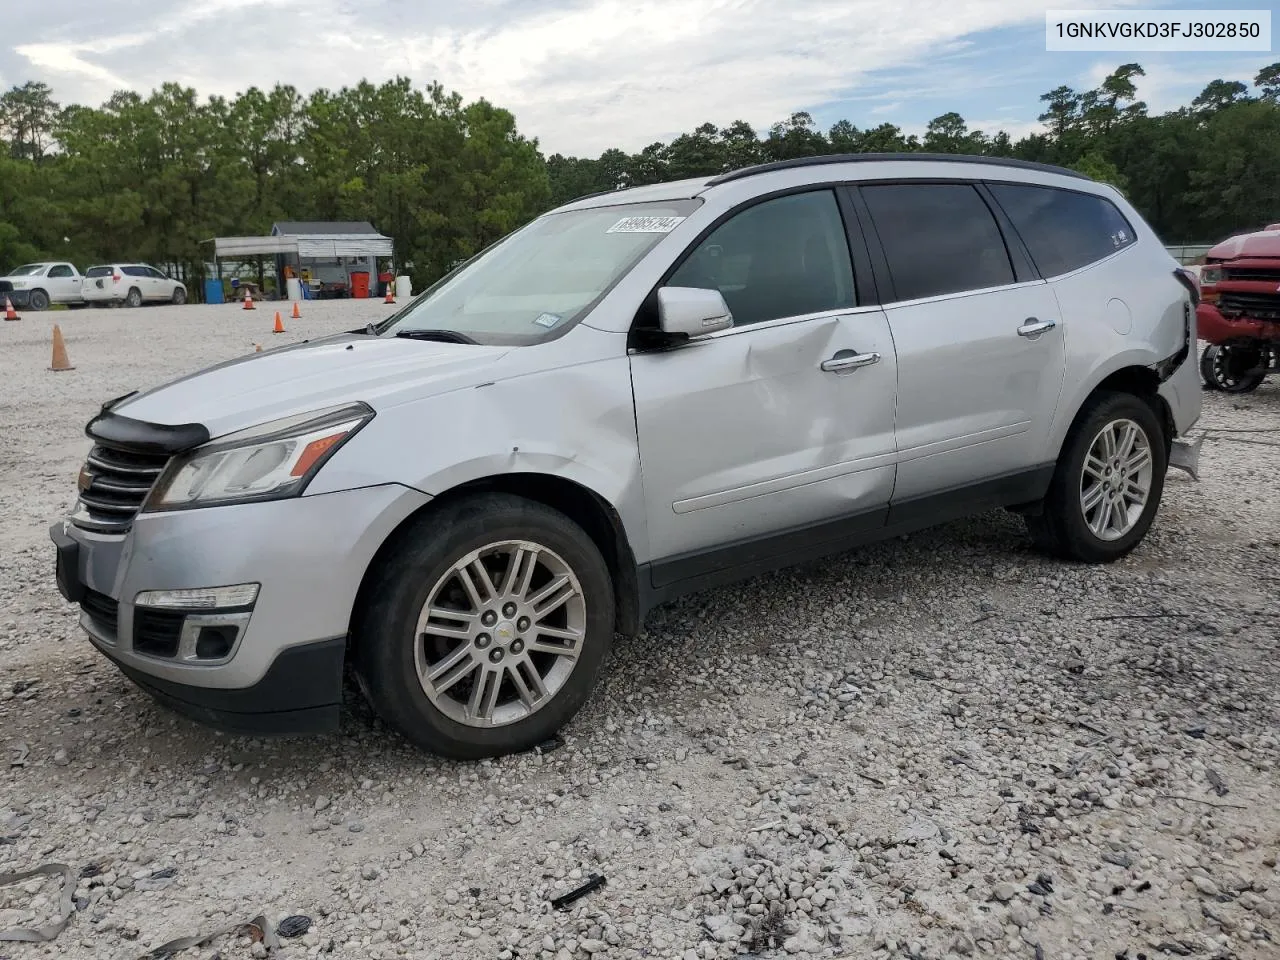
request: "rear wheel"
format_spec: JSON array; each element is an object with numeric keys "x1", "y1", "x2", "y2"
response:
[
  {"x1": 125, "y1": 287, "x2": 142, "y2": 308},
  {"x1": 28, "y1": 289, "x2": 49, "y2": 311},
  {"x1": 352, "y1": 493, "x2": 615, "y2": 759},
  {"x1": 1026, "y1": 391, "x2": 1167, "y2": 563},
  {"x1": 1200, "y1": 343, "x2": 1266, "y2": 393}
]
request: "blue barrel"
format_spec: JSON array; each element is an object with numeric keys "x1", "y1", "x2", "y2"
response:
[{"x1": 204, "y1": 279, "x2": 225, "y2": 304}]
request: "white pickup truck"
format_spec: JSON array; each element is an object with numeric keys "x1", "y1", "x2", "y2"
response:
[{"x1": 0, "y1": 261, "x2": 85, "y2": 310}]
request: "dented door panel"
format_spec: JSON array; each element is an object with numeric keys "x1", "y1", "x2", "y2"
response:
[{"x1": 630, "y1": 309, "x2": 898, "y2": 564}]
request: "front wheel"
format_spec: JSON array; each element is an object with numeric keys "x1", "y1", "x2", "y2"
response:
[
  {"x1": 171, "y1": 287, "x2": 187, "y2": 305},
  {"x1": 352, "y1": 494, "x2": 615, "y2": 759},
  {"x1": 28, "y1": 289, "x2": 49, "y2": 311},
  {"x1": 1200, "y1": 343, "x2": 1266, "y2": 394},
  {"x1": 1026, "y1": 391, "x2": 1167, "y2": 563}
]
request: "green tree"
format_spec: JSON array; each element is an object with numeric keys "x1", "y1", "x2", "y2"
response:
[{"x1": 0, "y1": 81, "x2": 59, "y2": 162}]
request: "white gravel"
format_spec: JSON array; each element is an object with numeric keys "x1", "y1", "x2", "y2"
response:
[{"x1": 1, "y1": 304, "x2": 1278, "y2": 960}]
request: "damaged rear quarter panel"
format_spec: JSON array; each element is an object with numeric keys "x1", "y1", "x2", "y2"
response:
[{"x1": 1042, "y1": 222, "x2": 1198, "y2": 454}]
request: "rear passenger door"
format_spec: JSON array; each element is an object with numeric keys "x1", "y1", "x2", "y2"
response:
[{"x1": 853, "y1": 181, "x2": 1066, "y2": 504}]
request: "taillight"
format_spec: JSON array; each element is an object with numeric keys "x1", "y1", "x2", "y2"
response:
[
  {"x1": 1173, "y1": 267, "x2": 1200, "y2": 305},
  {"x1": 113, "y1": 273, "x2": 121, "y2": 284}
]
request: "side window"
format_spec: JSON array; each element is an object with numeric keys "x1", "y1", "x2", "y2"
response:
[
  {"x1": 989, "y1": 183, "x2": 1136, "y2": 277},
  {"x1": 48, "y1": 264, "x2": 73, "y2": 278},
  {"x1": 668, "y1": 190, "x2": 856, "y2": 327},
  {"x1": 861, "y1": 183, "x2": 1015, "y2": 302},
  {"x1": 123, "y1": 266, "x2": 147, "y2": 277},
  {"x1": 147, "y1": 267, "x2": 167, "y2": 279}
]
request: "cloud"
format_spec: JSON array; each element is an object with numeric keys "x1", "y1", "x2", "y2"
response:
[{"x1": 5, "y1": 0, "x2": 1159, "y2": 155}]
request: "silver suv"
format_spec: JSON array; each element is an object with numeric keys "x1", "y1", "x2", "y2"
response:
[{"x1": 50, "y1": 154, "x2": 1203, "y2": 759}]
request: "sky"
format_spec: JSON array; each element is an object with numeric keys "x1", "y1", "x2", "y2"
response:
[{"x1": 0, "y1": 0, "x2": 1275, "y2": 157}]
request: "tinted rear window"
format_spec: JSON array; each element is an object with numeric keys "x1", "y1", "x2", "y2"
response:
[
  {"x1": 989, "y1": 184, "x2": 1136, "y2": 277},
  {"x1": 85, "y1": 266, "x2": 113, "y2": 277},
  {"x1": 861, "y1": 183, "x2": 1015, "y2": 302},
  {"x1": 122, "y1": 266, "x2": 148, "y2": 277}
]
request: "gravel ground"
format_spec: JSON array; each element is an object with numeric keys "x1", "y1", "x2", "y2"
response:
[{"x1": 1, "y1": 301, "x2": 1278, "y2": 960}]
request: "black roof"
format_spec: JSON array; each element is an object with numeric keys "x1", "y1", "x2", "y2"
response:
[
  {"x1": 271, "y1": 221, "x2": 381, "y2": 236},
  {"x1": 705, "y1": 153, "x2": 1091, "y2": 186}
]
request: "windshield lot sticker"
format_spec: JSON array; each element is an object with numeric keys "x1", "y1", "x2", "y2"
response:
[
  {"x1": 533, "y1": 312, "x2": 562, "y2": 328},
  {"x1": 606, "y1": 216, "x2": 686, "y2": 234}
]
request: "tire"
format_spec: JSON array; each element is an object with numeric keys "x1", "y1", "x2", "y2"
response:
[
  {"x1": 171, "y1": 287, "x2": 187, "y2": 305},
  {"x1": 125, "y1": 287, "x2": 142, "y2": 308},
  {"x1": 352, "y1": 493, "x2": 615, "y2": 759},
  {"x1": 1200, "y1": 343, "x2": 1266, "y2": 394},
  {"x1": 1026, "y1": 390, "x2": 1167, "y2": 563},
  {"x1": 28, "y1": 289, "x2": 49, "y2": 311}
]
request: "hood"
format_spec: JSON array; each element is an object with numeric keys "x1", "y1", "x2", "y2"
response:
[
  {"x1": 113, "y1": 332, "x2": 510, "y2": 438},
  {"x1": 1208, "y1": 228, "x2": 1280, "y2": 262}
]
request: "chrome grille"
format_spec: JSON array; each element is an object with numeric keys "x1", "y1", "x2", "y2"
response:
[{"x1": 71, "y1": 444, "x2": 170, "y2": 533}]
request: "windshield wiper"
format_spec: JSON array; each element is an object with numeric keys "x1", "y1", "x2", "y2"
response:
[{"x1": 393, "y1": 328, "x2": 477, "y2": 345}]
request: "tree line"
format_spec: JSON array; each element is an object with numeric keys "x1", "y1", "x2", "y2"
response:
[{"x1": 1, "y1": 61, "x2": 1278, "y2": 296}]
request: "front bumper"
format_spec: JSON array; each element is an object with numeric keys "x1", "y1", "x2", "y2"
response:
[
  {"x1": 50, "y1": 482, "x2": 431, "y2": 734},
  {"x1": 1, "y1": 287, "x2": 31, "y2": 308},
  {"x1": 1197, "y1": 303, "x2": 1280, "y2": 345}
]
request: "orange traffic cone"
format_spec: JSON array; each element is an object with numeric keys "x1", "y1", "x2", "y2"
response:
[
  {"x1": 273, "y1": 311, "x2": 285, "y2": 334},
  {"x1": 291, "y1": 301, "x2": 301, "y2": 320},
  {"x1": 50, "y1": 324, "x2": 74, "y2": 371},
  {"x1": 384, "y1": 286, "x2": 395, "y2": 304},
  {"x1": 242, "y1": 289, "x2": 254, "y2": 310},
  {"x1": 3, "y1": 296, "x2": 18, "y2": 321}
]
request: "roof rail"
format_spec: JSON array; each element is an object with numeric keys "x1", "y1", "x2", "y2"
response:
[
  {"x1": 704, "y1": 153, "x2": 1091, "y2": 187},
  {"x1": 566, "y1": 187, "x2": 624, "y2": 204}
]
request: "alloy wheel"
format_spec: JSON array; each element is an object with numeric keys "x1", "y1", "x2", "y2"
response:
[
  {"x1": 1079, "y1": 418, "x2": 1153, "y2": 541},
  {"x1": 413, "y1": 539, "x2": 586, "y2": 727}
]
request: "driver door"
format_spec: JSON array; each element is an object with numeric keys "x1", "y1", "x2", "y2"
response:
[{"x1": 629, "y1": 189, "x2": 899, "y2": 589}]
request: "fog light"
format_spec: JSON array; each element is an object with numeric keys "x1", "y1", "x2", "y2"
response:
[
  {"x1": 135, "y1": 584, "x2": 259, "y2": 610},
  {"x1": 195, "y1": 625, "x2": 237, "y2": 659}
]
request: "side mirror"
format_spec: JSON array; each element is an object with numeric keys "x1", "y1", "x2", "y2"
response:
[{"x1": 657, "y1": 286, "x2": 733, "y2": 338}]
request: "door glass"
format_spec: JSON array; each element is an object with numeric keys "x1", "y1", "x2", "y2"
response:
[
  {"x1": 668, "y1": 190, "x2": 856, "y2": 327},
  {"x1": 988, "y1": 183, "x2": 1136, "y2": 277},
  {"x1": 48, "y1": 265, "x2": 73, "y2": 278},
  {"x1": 861, "y1": 183, "x2": 1015, "y2": 302}
]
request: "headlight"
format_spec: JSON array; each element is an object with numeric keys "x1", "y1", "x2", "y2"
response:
[
  {"x1": 1199, "y1": 266, "x2": 1223, "y2": 285},
  {"x1": 146, "y1": 402, "x2": 374, "y2": 510}
]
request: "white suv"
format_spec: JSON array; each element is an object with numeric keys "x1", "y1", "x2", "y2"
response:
[
  {"x1": 82, "y1": 263, "x2": 187, "y2": 307},
  {"x1": 50, "y1": 154, "x2": 1201, "y2": 758}
]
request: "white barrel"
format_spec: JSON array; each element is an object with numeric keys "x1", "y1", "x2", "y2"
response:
[
  {"x1": 395, "y1": 275, "x2": 412, "y2": 299},
  {"x1": 286, "y1": 277, "x2": 302, "y2": 301}
]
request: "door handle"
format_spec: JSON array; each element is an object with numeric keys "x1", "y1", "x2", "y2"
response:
[
  {"x1": 1017, "y1": 318, "x2": 1057, "y2": 338},
  {"x1": 820, "y1": 351, "x2": 880, "y2": 373}
]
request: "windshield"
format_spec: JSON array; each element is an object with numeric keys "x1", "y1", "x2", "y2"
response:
[
  {"x1": 8, "y1": 264, "x2": 45, "y2": 276},
  {"x1": 380, "y1": 199, "x2": 702, "y2": 345}
]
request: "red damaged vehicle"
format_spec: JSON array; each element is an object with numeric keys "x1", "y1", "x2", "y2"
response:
[{"x1": 1197, "y1": 223, "x2": 1280, "y2": 393}]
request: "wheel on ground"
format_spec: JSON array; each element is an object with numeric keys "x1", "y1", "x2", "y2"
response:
[
  {"x1": 1026, "y1": 390, "x2": 1167, "y2": 563},
  {"x1": 352, "y1": 493, "x2": 615, "y2": 759},
  {"x1": 125, "y1": 287, "x2": 142, "y2": 308},
  {"x1": 1200, "y1": 343, "x2": 1266, "y2": 393},
  {"x1": 28, "y1": 289, "x2": 49, "y2": 311},
  {"x1": 171, "y1": 287, "x2": 187, "y2": 305}
]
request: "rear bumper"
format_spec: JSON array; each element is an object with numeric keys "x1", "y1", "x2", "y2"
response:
[
  {"x1": 1197, "y1": 303, "x2": 1280, "y2": 344},
  {"x1": 105, "y1": 636, "x2": 346, "y2": 734}
]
